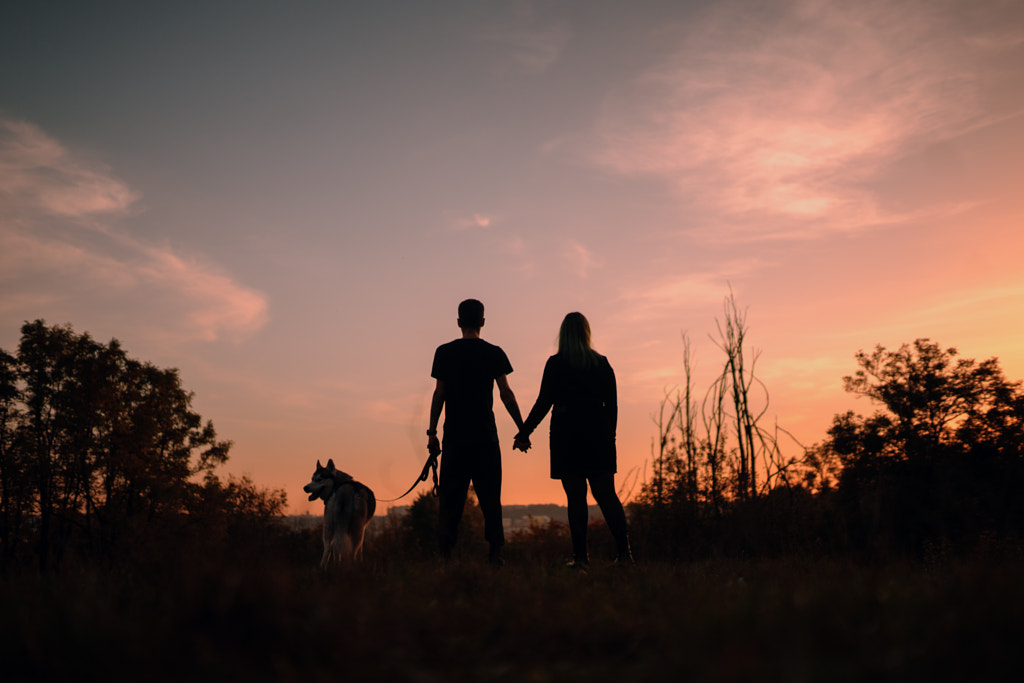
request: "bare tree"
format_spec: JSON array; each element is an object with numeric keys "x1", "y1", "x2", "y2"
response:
[
  {"x1": 710, "y1": 291, "x2": 764, "y2": 499},
  {"x1": 642, "y1": 289, "x2": 799, "y2": 509},
  {"x1": 679, "y1": 334, "x2": 699, "y2": 506},
  {"x1": 649, "y1": 384, "x2": 681, "y2": 507},
  {"x1": 647, "y1": 332, "x2": 706, "y2": 508},
  {"x1": 701, "y1": 367, "x2": 729, "y2": 507}
]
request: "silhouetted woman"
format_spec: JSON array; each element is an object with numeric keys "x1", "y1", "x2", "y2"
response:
[{"x1": 516, "y1": 312, "x2": 632, "y2": 567}]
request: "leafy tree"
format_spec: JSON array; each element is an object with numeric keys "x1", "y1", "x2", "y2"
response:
[
  {"x1": 0, "y1": 320, "x2": 285, "y2": 568},
  {"x1": 840, "y1": 339, "x2": 1011, "y2": 458},
  {"x1": 824, "y1": 339, "x2": 1024, "y2": 554},
  {"x1": 0, "y1": 349, "x2": 29, "y2": 562}
]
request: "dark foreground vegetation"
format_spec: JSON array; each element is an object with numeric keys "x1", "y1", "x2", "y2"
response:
[
  {"x1": 3, "y1": 317, "x2": 1024, "y2": 680},
  {"x1": 2, "y1": 527, "x2": 1022, "y2": 682}
]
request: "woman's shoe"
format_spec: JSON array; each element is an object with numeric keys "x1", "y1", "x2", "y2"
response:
[{"x1": 613, "y1": 547, "x2": 635, "y2": 566}]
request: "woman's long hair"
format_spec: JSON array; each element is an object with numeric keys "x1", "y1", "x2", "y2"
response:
[{"x1": 558, "y1": 312, "x2": 598, "y2": 369}]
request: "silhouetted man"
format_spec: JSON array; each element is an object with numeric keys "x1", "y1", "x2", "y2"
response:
[{"x1": 427, "y1": 299, "x2": 524, "y2": 565}]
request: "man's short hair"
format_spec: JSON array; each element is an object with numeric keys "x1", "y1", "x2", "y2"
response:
[{"x1": 458, "y1": 299, "x2": 485, "y2": 329}]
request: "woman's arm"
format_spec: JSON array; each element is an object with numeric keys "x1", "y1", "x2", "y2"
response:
[
  {"x1": 521, "y1": 356, "x2": 558, "y2": 436},
  {"x1": 605, "y1": 358, "x2": 618, "y2": 435}
]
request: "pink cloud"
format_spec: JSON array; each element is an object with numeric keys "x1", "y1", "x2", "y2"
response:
[
  {"x1": 614, "y1": 261, "x2": 759, "y2": 326},
  {"x1": 135, "y1": 247, "x2": 269, "y2": 342},
  {"x1": 565, "y1": 239, "x2": 601, "y2": 279},
  {"x1": 588, "y1": 0, "x2": 1016, "y2": 236},
  {"x1": 449, "y1": 212, "x2": 497, "y2": 230},
  {"x1": 0, "y1": 117, "x2": 268, "y2": 343},
  {"x1": 0, "y1": 119, "x2": 138, "y2": 217}
]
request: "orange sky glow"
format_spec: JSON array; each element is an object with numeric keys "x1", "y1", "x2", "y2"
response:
[{"x1": 2, "y1": 0, "x2": 1023, "y2": 514}]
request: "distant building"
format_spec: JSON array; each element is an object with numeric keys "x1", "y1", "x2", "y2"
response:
[{"x1": 504, "y1": 515, "x2": 552, "y2": 532}]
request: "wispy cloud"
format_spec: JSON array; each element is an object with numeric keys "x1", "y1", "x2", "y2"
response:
[
  {"x1": 589, "y1": 0, "x2": 1021, "y2": 237},
  {"x1": 615, "y1": 261, "x2": 761, "y2": 325},
  {"x1": 0, "y1": 117, "x2": 268, "y2": 342},
  {"x1": 565, "y1": 239, "x2": 601, "y2": 279},
  {"x1": 501, "y1": 234, "x2": 526, "y2": 255},
  {"x1": 853, "y1": 281, "x2": 1024, "y2": 347},
  {"x1": 362, "y1": 398, "x2": 410, "y2": 426},
  {"x1": 760, "y1": 355, "x2": 851, "y2": 393},
  {"x1": 0, "y1": 119, "x2": 137, "y2": 217},
  {"x1": 450, "y1": 212, "x2": 496, "y2": 230},
  {"x1": 478, "y1": 23, "x2": 572, "y2": 75},
  {"x1": 133, "y1": 246, "x2": 268, "y2": 342}
]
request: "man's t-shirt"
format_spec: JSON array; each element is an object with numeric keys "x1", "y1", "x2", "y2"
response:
[{"x1": 431, "y1": 338, "x2": 513, "y2": 445}]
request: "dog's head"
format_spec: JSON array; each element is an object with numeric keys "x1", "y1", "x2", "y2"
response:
[
  {"x1": 303, "y1": 458, "x2": 337, "y2": 502},
  {"x1": 303, "y1": 458, "x2": 354, "y2": 502}
]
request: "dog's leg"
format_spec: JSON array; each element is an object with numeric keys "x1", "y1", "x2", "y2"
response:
[
  {"x1": 351, "y1": 500, "x2": 369, "y2": 561},
  {"x1": 332, "y1": 485, "x2": 356, "y2": 562},
  {"x1": 351, "y1": 486, "x2": 374, "y2": 561},
  {"x1": 320, "y1": 505, "x2": 336, "y2": 569},
  {"x1": 353, "y1": 532, "x2": 364, "y2": 560},
  {"x1": 320, "y1": 529, "x2": 332, "y2": 569},
  {"x1": 352, "y1": 524, "x2": 365, "y2": 560},
  {"x1": 335, "y1": 528, "x2": 354, "y2": 561}
]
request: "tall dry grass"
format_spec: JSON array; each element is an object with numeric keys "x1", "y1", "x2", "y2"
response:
[{"x1": 2, "y1": 525, "x2": 1021, "y2": 682}]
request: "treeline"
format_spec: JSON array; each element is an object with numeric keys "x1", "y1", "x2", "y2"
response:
[
  {"x1": 4, "y1": 316, "x2": 1023, "y2": 573},
  {"x1": 0, "y1": 321, "x2": 286, "y2": 570},
  {"x1": 630, "y1": 298, "x2": 1024, "y2": 560}
]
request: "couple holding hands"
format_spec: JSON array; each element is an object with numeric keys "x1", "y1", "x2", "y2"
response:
[{"x1": 427, "y1": 299, "x2": 632, "y2": 567}]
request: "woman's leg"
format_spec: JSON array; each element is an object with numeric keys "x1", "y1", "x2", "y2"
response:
[
  {"x1": 588, "y1": 473, "x2": 632, "y2": 561},
  {"x1": 561, "y1": 476, "x2": 589, "y2": 563}
]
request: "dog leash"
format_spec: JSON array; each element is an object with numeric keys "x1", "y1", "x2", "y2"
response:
[{"x1": 377, "y1": 450, "x2": 439, "y2": 502}]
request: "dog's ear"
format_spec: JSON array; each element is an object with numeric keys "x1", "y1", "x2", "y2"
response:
[
  {"x1": 326, "y1": 458, "x2": 336, "y2": 472},
  {"x1": 316, "y1": 459, "x2": 323, "y2": 471}
]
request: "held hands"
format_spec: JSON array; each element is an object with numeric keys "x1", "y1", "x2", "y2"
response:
[{"x1": 513, "y1": 431, "x2": 532, "y2": 453}]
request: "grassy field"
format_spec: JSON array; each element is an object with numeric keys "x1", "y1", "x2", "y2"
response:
[{"x1": 3, "y1": 542, "x2": 1021, "y2": 682}]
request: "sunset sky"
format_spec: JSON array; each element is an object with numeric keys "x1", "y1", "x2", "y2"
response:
[{"x1": 3, "y1": 0, "x2": 1023, "y2": 514}]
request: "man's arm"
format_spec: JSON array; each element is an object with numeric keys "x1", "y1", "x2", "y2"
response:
[
  {"x1": 427, "y1": 379, "x2": 445, "y2": 457},
  {"x1": 495, "y1": 374, "x2": 524, "y2": 431}
]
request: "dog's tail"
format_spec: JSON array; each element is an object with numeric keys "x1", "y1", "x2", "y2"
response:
[{"x1": 362, "y1": 483, "x2": 377, "y2": 519}]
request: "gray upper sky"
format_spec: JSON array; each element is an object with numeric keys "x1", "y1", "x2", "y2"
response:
[{"x1": 3, "y1": 0, "x2": 1024, "y2": 510}]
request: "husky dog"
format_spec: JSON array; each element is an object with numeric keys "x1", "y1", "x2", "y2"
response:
[{"x1": 303, "y1": 459, "x2": 376, "y2": 567}]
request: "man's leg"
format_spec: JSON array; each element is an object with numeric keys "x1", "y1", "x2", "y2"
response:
[
  {"x1": 472, "y1": 442, "x2": 505, "y2": 564},
  {"x1": 437, "y1": 450, "x2": 471, "y2": 559}
]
